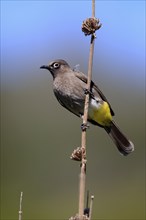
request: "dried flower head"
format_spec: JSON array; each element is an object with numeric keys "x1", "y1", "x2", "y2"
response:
[
  {"x1": 70, "y1": 147, "x2": 84, "y2": 161},
  {"x1": 82, "y1": 17, "x2": 102, "y2": 36}
]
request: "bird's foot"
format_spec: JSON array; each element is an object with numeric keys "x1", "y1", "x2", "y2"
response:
[
  {"x1": 81, "y1": 123, "x2": 90, "y2": 131},
  {"x1": 84, "y1": 88, "x2": 95, "y2": 99}
]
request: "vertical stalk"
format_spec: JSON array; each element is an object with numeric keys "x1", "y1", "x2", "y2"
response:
[
  {"x1": 18, "y1": 192, "x2": 23, "y2": 220},
  {"x1": 78, "y1": 0, "x2": 96, "y2": 219}
]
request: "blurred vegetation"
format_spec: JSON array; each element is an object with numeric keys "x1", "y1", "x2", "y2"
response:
[{"x1": 1, "y1": 74, "x2": 145, "y2": 220}]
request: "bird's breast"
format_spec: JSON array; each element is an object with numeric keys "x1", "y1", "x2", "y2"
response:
[
  {"x1": 53, "y1": 75, "x2": 85, "y2": 116},
  {"x1": 53, "y1": 75, "x2": 85, "y2": 98}
]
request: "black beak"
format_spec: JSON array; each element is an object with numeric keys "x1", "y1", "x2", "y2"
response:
[{"x1": 40, "y1": 65, "x2": 50, "y2": 70}]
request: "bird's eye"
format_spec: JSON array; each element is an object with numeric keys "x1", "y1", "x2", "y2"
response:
[{"x1": 53, "y1": 62, "x2": 60, "y2": 69}]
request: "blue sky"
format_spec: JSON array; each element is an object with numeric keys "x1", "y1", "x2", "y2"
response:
[{"x1": 1, "y1": 0, "x2": 145, "y2": 88}]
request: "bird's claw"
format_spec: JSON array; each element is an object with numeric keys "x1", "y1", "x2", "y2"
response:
[
  {"x1": 84, "y1": 88, "x2": 95, "y2": 99},
  {"x1": 81, "y1": 123, "x2": 90, "y2": 131}
]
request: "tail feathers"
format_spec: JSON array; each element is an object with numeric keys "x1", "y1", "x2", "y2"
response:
[{"x1": 105, "y1": 121, "x2": 134, "y2": 156}]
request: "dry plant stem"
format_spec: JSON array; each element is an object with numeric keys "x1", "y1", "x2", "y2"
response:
[
  {"x1": 78, "y1": 0, "x2": 96, "y2": 219},
  {"x1": 92, "y1": 0, "x2": 95, "y2": 18},
  {"x1": 88, "y1": 196, "x2": 94, "y2": 220},
  {"x1": 78, "y1": 34, "x2": 95, "y2": 219},
  {"x1": 18, "y1": 192, "x2": 23, "y2": 220}
]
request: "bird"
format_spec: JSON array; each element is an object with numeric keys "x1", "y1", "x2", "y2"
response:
[{"x1": 40, "y1": 59, "x2": 134, "y2": 156}]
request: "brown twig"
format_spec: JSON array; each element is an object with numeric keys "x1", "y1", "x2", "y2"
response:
[{"x1": 78, "y1": 0, "x2": 96, "y2": 219}]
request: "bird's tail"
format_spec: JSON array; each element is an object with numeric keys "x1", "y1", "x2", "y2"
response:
[{"x1": 105, "y1": 121, "x2": 134, "y2": 156}]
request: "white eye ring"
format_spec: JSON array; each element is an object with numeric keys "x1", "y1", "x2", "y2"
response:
[{"x1": 53, "y1": 62, "x2": 60, "y2": 69}]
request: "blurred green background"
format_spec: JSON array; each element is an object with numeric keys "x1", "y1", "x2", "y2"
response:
[{"x1": 1, "y1": 1, "x2": 145, "y2": 220}]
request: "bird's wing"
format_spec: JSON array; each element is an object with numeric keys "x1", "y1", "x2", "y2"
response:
[
  {"x1": 54, "y1": 90, "x2": 82, "y2": 118},
  {"x1": 74, "y1": 71, "x2": 115, "y2": 116}
]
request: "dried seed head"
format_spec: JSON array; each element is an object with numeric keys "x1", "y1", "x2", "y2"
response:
[
  {"x1": 70, "y1": 147, "x2": 82, "y2": 161},
  {"x1": 82, "y1": 17, "x2": 102, "y2": 36}
]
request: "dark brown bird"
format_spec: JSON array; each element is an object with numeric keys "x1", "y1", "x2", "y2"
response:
[{"x1": 40, "y1": 59, "x2": 134, "y2": 155}]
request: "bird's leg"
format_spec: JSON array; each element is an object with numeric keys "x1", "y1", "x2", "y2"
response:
[
  {"x1": 79, "y1": 113, "x2": 84, "y2": 119},
  {"x1": 80, "y1": 114, "x2": 90, "y2": 130},
  {"x1": 83, "y1": 88, "x2": 95, "y2": 99}
]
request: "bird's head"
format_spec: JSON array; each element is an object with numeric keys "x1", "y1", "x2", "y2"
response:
[{"x1": 40, "y1": 59, "x2": 70, "y2": 78}]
